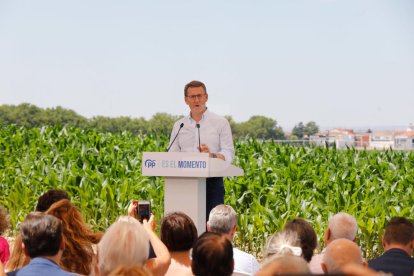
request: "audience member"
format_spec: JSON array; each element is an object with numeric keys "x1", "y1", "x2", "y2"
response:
[
  {"x1": 7, "y1": 212, "x2": 72, "y2": 276},
  {"x1": 207, "y1": 204, "x2": 260, "y2": 275},
  {"x1": 35, "y1": 189, "x2": 70, "y2": 212},
  {"x1": 7, "y1": 189, "x2": 73, "y2": 271},
  {"x1": 192, "y1": 232, "x2": 234, "y2": 276},
  {"x1": 321, "y1": 238, "x2": 365, "y2": 273},
  {"x1": 256, "y1": 254, "x2": 311, "y2": 275},
  {"x1": 7, "y1": 199, "x2": 102, "y2": 275},
  {"x1": 263, "y1": 231, "x2": 302, "y2": 259},
  {"x1": 283, "y1": 218, "x2": 317, "y2": 262},
  {"x1": 369, "y1": 217, "x2": 414, "y2": 276},
  {"x1": 108, "y1": 265, "x2": 152, "y2": 276},
  {"x1": 309, "y1": 212, "x2": 358, "y2": 273},
  {"x1": 97, "y1": 215, "x2": 170, "y2": 276},
  {"x1": 46, "y1": 199, "x2": 102, "y2": 274},
  {"x1": 160, "y1": 212, "x2": 197, "y2": 276},
  {"x1": 0, "y1": 206, "x2": 10, "y2": 265}
]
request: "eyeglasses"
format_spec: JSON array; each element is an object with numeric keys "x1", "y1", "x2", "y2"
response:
[{"x1": 186, "y1": 94, "x2": 206, "y2": 100}]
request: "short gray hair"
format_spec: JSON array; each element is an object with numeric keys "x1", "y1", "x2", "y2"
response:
[
  {"x1": 207, "y1": 204, "x2": 237, "y2": 234},
  {"x1": 329, "y1": 212, "x2": 358, "y2": 241}
]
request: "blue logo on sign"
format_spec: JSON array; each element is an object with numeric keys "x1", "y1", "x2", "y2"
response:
[{"x1": 144, "y1": 159, "x2": 156, "y2": 168}]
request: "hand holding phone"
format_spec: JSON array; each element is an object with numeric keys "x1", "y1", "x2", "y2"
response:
[{"x1": 136, "y1": 200, "x2": 151, "y2": 223}]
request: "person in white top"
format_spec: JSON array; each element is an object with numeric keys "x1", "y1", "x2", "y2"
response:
[
  {"x1": 309, "y1": 212, "x2": 358, "y2": 273},
  {"x1": 169, "y1": 80, "x2": 235, "y2": 218},
  {"x1": 207, "y1": 204, "x2": 260, "y2": 275}
]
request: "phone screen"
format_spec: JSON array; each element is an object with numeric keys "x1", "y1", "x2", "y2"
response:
[{"x1": 137, "y1": 202, "x2": 150, "y2": 222}]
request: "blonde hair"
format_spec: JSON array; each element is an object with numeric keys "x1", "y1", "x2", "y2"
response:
[{"x1": 98, "y1": 216, "x2": 149, "y2": 276}]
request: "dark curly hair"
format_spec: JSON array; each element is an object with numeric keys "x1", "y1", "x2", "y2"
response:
[{"x1": 36, "y1": 189, "x2": 70, "y2": 212}]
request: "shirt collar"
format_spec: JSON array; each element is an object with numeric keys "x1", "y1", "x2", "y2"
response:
[{"x1": 188, "y1": 107, "x2": 209, "y2": 124}]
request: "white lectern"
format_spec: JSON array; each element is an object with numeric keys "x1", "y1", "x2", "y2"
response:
[{"x1": 142, "y1": 152, "x2": 244, "y2": 234}]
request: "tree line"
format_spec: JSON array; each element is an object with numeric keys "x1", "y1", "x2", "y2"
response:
[{"x1": 0, "y1": 103, "x2": 319, "y2": 140}]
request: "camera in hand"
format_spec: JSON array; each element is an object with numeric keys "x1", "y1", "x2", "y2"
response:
[{"x1": 136, "y1": 200, "x2": 151, "y2": 222}]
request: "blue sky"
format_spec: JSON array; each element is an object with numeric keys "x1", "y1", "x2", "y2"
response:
[{"x1": 1, "y1": 0, "x2": 413, "y2": 130}]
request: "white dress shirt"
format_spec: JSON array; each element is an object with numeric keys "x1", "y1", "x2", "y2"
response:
[
  {"x1": 169, "y1": 109, "x2": 235, "y2": 163},
  {"x1": 233, "y1": 248, "x2": 260, "y2": 275}
]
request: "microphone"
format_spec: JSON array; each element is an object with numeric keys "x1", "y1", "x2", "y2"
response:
[
  {"x1": 196, "y1": 123, "x2": 201, "y2": 152},
  {"x1": 167, "y1": 123, "x2": 184, "y2": 152}
]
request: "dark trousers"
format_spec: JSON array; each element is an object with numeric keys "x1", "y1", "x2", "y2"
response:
[{"x1": 206, "y1": 177, "x2": 224, "y2": 219}]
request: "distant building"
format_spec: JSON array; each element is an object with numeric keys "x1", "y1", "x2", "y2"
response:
[
  {"x1": 354, "y1": 132, "x2": 370, "y2": 148},
  {"x1": 310, "y1": 128, "x2": 354, "y2": 148},
  {"x1": 394, "y1": 130, "x2": 414, "y2": 149},
  {"x1": 310, "y1": 127, "x2": 414, "y2": 150}
]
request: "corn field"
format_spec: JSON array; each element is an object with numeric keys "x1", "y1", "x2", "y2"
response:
[{"x1": 1, "y1": 125, "x2": 413, "y2": 258}]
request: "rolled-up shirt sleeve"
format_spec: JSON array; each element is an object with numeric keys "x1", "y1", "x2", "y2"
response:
[{"x1": 217, "y1": 119, "x2": 234, "y2": 163}]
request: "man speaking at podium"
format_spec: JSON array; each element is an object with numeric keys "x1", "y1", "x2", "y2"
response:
[{"x1": 168, "y1": 80, "x2": 235, "y2": 218}]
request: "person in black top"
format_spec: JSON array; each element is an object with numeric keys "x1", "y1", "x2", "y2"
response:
[{"x1": 368, "y1": 217, "x2": 414, "y2": 276}]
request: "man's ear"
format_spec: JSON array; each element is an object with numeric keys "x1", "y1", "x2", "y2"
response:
[
  {"x1": 324, "y1": 228, "x2": 331, "y2": 244},
  {"x1": 230, "y1": 224, "x2": 237, "y2": 236},
  {"x1": 381, "y1": 235, "x2": 386, "y2": 248},
  {"x1": 321, "y1": 262, "x2": 328, "y2": 274},
  {"x1": 206, "y1": 222, "x2": 211, "y2": 232},
  {"x1": 22, "y1": 242, "x2": 29, "y2": 257}
]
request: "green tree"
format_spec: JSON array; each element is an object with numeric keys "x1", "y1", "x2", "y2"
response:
[
  {"x1": 235, "y1": 115, "x2": 285, "y2": 140},
  {"x1": 224, "y1": 115, "x2": 239, "y2": 137},
  {"x1": 148, "y1": 113, "x2": 182, "y2": 135},
  {"x1": 304, "y1": 121, "x2": 319, "y2": 137},
  {"x1": 292, "y1": 122, "x2": 305, "y2": 139},
  {"x1": 292, "y1": 121, "x2": 320, "y2": 139}
]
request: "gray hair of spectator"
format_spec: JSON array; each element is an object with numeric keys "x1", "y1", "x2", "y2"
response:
[
  {"x1": 322, "y1": 238, "x2": 363, "y2": 273},
  {"x1": 207, "y1": 204, "x2": 237, "y2": 234},
  {"x1": 264, "y1": 231, "x2": 302, "y2": 259},
  {"x1": 98, "y1": 216, "x2": 149, "y2": 276},
  {"x1": 328, "y1": 212, "x2": 358, "y2": 240}
]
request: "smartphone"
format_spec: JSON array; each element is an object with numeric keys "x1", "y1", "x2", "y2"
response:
[{"x1": 137, "y1": 200, "x2": 151, "y2": 222}]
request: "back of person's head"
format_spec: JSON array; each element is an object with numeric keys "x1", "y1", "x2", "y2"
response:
[
  {"x1": 191, "y1": 232, "x2": 233, "y2": 276},
  {"x1": 383, "y1": 217, "x2": 414, "y2": 246},
  {"x1": 207, "y1": 204, "x2": 237, "y2": 235},
  {"x1": 160, "y1": 212, "x2": 198, "y2": 252},
  {"x1": 20, "y1": 212, "x2": 62, "y2": 258},
  {"x1": 257, "y1": 254, "x2": 311, "y2": 276},
  {"x1": 0, "y1": 205, "x2": 10, "y2": 235},
  {"x1": 98, "y1": 216, "x2": 149, "y2": 276},
  {"x1": 328, "y1": 212, "x2": 358, "y2": 241},
  {"x1": 264, "y1": 231, "x2": 302, "y2": 259},
  {"x1": 108, "y1": 265, "x2": 152, "y2": 276},
  {"x1": 46, "y1": 199, "x2": 102, "y2": 274},
  {"x1": 322, "y1": 238, "x2": 364, "y2": 273},
  {"x1": 184, "y1": 80, "x2": 207, "y2": 96},
  {"x1": 36, "y1": 189, "x2": 70, "y2": 212},
  {"x1": 283, "y1": 218, "x2": 317, "y2": 262}
]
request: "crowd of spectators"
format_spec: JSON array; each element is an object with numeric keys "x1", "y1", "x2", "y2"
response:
[{"x1": 0, "y1": 189, "x2": 413, "y2": 276}]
